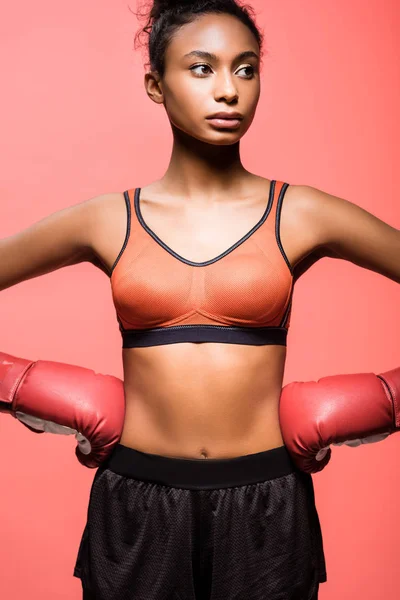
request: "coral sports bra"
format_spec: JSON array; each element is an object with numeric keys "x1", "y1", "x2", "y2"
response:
[{"x1": 110, "y1": 180, "x2": 294, "y2": 348}]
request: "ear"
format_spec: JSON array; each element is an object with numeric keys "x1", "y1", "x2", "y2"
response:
[{"x1": 144, "y1": 71, "x2": 164, "y2": 105}]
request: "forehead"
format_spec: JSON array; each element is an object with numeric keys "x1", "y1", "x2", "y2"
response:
[{"x1": 165, "y1": 12, "x2": 259, "y2": 61}]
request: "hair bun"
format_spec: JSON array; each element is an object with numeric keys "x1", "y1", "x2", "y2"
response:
[{"x1": 152, "y1": 0, "x2": 191, "y2": 19}]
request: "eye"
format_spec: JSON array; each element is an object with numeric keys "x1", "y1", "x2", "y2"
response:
[
  {"x1": 189, "y1": 64, "x2": 256, "y2": 79},
  {"x1": 238, "y1": 65, "x2": 256, "y2": 79},
  {"x1": 189, "y1": 64, "x2": 212, "y2": 77}
]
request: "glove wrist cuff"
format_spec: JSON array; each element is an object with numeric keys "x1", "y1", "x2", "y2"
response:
[
  {"x1": 0, "y1": 353, "x2": 34, "y2": 411},
  {"x1": 378, "y1": 366, "x2": 400, "y2": 429}
]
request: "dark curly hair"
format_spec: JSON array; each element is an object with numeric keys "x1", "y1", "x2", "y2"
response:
[{"x1": 130, "y1": 0, "x2": 266, "y2": 78}]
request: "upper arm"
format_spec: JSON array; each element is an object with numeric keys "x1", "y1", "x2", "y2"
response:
[
  {"x1": 0, "y1": 193, "x2": 113, "y2": 292},
  {"x1": 297, "y1": 184, "x2": 400, "y2": 284}
]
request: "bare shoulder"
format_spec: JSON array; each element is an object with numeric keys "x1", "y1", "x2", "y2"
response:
[
  {"x1": 83, "y1": 191, "x2": 127, "y2": 237},
  {"x1": 285, "y1": 182, "x2": 400, "y2": 283},
  {"x1": 285, "y1": 181, "x2": 395, "y2": 251},
  {"x1": 282, "y1": 182, "x2": 353, "y2": 255},
  {"x1": 82, "y1": 191, "x2": 128, "y2": 275},
  {"x1": 0, "y1": 190, "x2": 127, "y2": 291},
  {"x1": 277, "y1": 182, "x2": 345, "y2": 282}
]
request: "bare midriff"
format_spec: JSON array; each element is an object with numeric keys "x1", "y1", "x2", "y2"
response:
[
  {"x1": 119, "y1": 342, "x2": 286, "y2": 459},
  {"x1": 92, "y1": 178, "x2": 315, "y2": 460}
]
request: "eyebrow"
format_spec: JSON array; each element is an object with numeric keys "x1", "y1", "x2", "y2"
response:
[{"x1": 183, "y1": 50, "x2": 259, "y2": 62}]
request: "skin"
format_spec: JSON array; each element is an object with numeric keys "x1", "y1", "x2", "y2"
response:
[
  {"x1": 114, "y1": 10, "x2": 333, "y2": 459},
  {"x1": 2, "y1": 12, "x2": 399, "y2": 460},
  {"x1": 115, "y1": 12, "x2": 400, "y2": 459},
  {"x1": 145, "y1": 13, "x2": 261, "y2": 180},
  {"x1": 118, "y1": 13, "x2": 291, "y2": 458}
]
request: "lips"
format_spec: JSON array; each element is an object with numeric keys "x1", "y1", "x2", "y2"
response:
[
  {"x1": 206, "y1": 117, "x2": 242, "y2": 129},
  {"x1": 206, "y1": 113, "x2": 243, "y2": 120}
]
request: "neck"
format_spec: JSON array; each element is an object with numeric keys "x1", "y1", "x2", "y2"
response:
[{"x1": 160, "y1": 123, "x2": 252, "y2": 201}]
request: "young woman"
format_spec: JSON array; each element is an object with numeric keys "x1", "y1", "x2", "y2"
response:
[{"x1": 1, "y1": 1, "x2": 399, "y2": 598}]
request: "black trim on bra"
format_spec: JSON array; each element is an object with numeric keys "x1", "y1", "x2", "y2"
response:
[
  {"x1": 109, "y1": 191, "x2": 131, "y2": 276},
  {"x1": 134, "y1": 180, "x2": 276, "y2": 267},
  {"x1": 275, "y1": 182, "x2": 294, "y2": 275},
  {"x1": 280, "y1": 293, "x2": 293, "y2": 328},
  {"x1": 119, "y1": 324, "x2": 288, "y2": 348}
]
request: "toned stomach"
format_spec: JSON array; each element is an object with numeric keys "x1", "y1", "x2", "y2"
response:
[{"x1": 119, "y1": 342, "x2": 286, "y2": 459}]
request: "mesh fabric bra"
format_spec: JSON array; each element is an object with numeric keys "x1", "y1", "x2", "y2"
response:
[{"x1": 110, "y1": 180, "x2": 294, "y2": 348}]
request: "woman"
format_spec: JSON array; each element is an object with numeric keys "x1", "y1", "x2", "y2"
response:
[{"x1": 1, "y1": 1, "x2": 399, "y2": 598}]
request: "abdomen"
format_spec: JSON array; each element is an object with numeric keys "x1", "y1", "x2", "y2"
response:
[{"x1": 119, "y1": 343, "x2": 287, "y2": 459}]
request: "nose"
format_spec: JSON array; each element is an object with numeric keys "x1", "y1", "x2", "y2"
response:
[{"x1": 214, "y1": 69, "x2": 239, "y2": 103}]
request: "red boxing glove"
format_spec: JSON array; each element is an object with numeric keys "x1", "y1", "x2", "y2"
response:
[
  {"x1": 279, "y1": 366, "x2": 400, "y2": 474},
  {"x1": 0, "y1": 351, "x2": 125, "y2": 468}
]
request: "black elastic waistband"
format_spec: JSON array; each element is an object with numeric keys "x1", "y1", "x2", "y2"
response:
[
  {"x1": 101, "y1": 443, "x2": 297, "y2": 490},
  {"x1": 120, "y1": 324, "x2": 288, "y2": 347}
]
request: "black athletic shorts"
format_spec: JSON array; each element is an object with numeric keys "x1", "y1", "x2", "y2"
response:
[{"x1": 73, "y1": 443, "x2": 327, "y2": 600}]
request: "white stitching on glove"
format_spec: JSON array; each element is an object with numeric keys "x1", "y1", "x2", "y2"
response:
[
  {"x1": 315, "y1": 433, "x2": 390, "y2": 461},
  {"x1": 15, "y1": 411, "x2": 92, "y2": 455}
]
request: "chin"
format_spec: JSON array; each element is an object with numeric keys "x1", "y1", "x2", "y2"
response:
[
  {"x1": 208, "y1": 137, "x2": 243, "y2": 146},
  {"x1": 195, "y1": 129, "x2": 244, "y2": 145}
]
